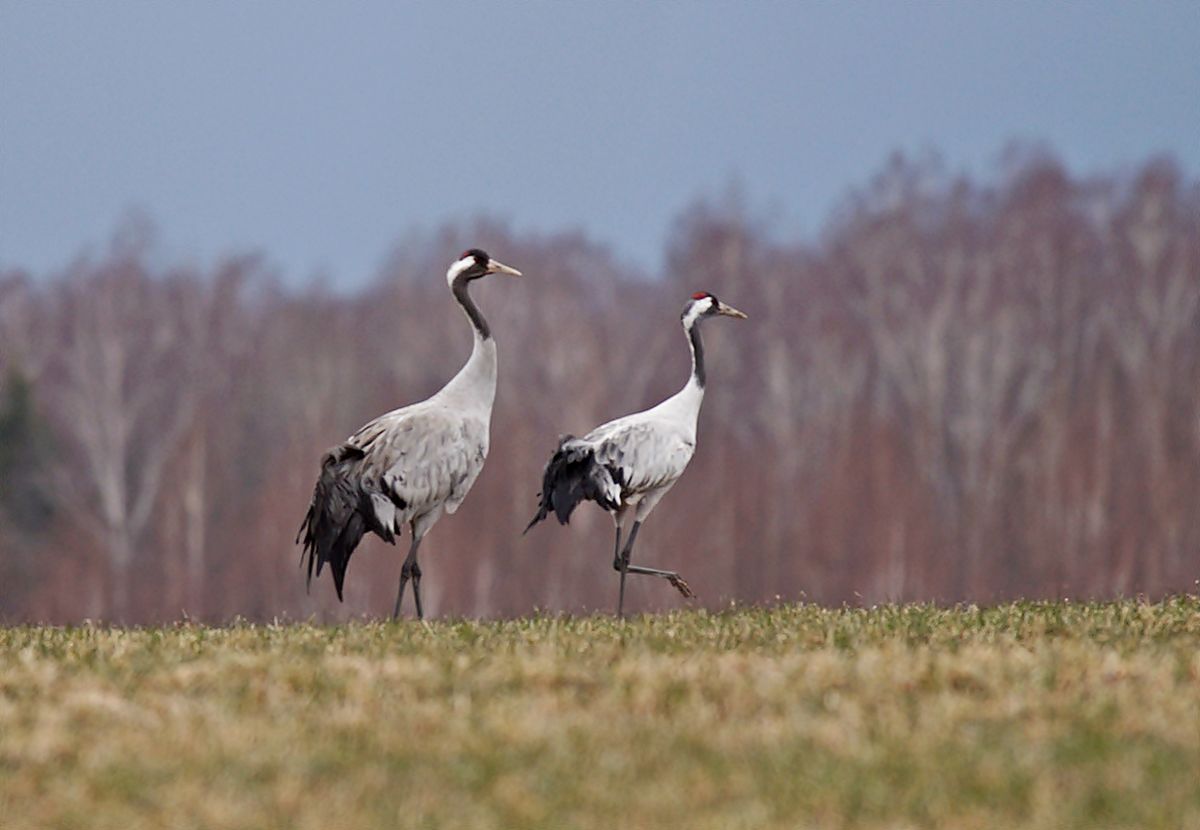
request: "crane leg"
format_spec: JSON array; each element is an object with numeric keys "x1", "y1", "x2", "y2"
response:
[
  {"x1": 612, "y1": 521, "x2": 695, "y2": 604},
  {"x1": 411, "y1": 557, "x2": 424, "y2": 620},
  {"x1": 613, "y1": 524, "x2": 628, "y2": 618},
  {"x1": 393, "y1": 537, "x2": 423, "y2": 621}
]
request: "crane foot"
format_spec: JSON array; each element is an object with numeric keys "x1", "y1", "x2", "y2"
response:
[{"x1": 666, "y1": 573, "x2": 695, "y2": 599}]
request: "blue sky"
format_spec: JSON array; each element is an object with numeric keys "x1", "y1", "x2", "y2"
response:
[{"x1": 2, "y1": 1, "x2": 1197, "y2": 285}]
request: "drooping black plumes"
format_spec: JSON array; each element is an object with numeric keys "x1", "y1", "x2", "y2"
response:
[
  {"x1": 297, "y1": 443, "x2": 394, "y2": 601},
  {"x1": 525, "y1": 436, "x2": 622, "y2": 532}
]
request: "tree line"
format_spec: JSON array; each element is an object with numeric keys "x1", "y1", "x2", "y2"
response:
[{"x1": 1, "y1": 150, "x2": 1197, "y2": 622}]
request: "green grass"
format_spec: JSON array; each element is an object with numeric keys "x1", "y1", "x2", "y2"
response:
[{"x1": 3, "y1": 599, "x2": 1200, "y2": 829}]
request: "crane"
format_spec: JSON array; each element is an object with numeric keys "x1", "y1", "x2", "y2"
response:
[
  {"x1": 298, "y1": 249, "x2": 522, "y2": 620},
  {"x1": 525, "y1": 291, "x2": 748, "y2": 616}
]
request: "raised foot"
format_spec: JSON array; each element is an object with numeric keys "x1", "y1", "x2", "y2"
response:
[{"x1": 665, "y1": 573, "x2": 695, "y2": 599}]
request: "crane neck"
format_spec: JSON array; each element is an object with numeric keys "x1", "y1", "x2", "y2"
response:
[
  {"x1": 452, "y1": 274, "x2": 490, "y2": 340},
  {"x1": 687, "y1": 318, "x2": 706, "y2": 389},
  {"x1": 662, "y1": 317, "x2": 706, "y2": 420},
  {"x1": 436, "y1": 275, "x2": 497, "y2": 412}
]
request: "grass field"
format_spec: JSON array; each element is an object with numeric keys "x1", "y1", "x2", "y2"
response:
[{"x1": 2, "y1": 600, "x2": 1200, "y2": 830}]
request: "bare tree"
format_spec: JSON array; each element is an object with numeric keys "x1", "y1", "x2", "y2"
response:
[{"x1": 38, "y1": 242, "x2": 205, "y2": 620}]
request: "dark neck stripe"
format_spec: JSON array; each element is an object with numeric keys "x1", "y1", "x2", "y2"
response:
[
  {"x1": 452, "y1": 274, "x2": 490, "y2": 339},
  {"x1": 688, "y1": 321, "x2": 705, "y2": 388}
]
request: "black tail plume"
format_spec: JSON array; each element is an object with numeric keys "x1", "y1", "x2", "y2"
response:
[
  {"x1": 298, "y1": 444, "x2": 370, "y2": 602},
  {"x1": 525, "y1": 437, "x2": 621, "y2": 532}
]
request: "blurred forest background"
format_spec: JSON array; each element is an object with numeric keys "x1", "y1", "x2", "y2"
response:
[{"x1": 1, "y1": 149, "x2": 1198, "y2": 623}]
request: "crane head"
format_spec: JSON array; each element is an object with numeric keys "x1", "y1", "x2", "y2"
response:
[
  {"x1": 682, "y1": 291, "x2": 748, "y2": 328},
  {"x1": 446, "y1": 249, "x2": 523, "y2": 286}
]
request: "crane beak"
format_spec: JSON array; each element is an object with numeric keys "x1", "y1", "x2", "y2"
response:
[
  {"x1": 717, "y1": 301, "x2": 748, "y2": 319},
  {"x1": 486, "y1": 259, "x2": 523, "y2": 277}
]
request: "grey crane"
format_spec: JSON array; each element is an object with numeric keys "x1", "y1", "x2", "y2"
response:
[
  {"x1": 298, "y1": 249, "x2": 522, "y2": 619},
  {"x1": 525, "y1": 291, "x2": 748, "y2": 616}
]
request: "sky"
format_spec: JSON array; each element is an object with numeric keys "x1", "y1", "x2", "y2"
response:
[{"x1": 2, "y1": 1, "x2": 1198, "y2": 286}]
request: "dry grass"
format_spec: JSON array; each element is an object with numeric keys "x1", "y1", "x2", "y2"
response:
[{"x1": 2, "y1": 599, "x2": 1200, "y2": 829}]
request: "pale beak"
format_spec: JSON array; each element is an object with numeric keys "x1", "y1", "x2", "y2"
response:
[
  {"x1": 486, "y1": 259, "x2": 522, "y2": 277},
  {"x1": 717, "y1": 301, "x2": 748, "y2": 319}
]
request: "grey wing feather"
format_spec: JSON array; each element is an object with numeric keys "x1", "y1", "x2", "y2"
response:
[
  {"x1": 298, "y1": 404, "x2": 487, "y2": 603},
  {"x1": 587, "y1": 418, "x2": 695, "y2": 496},
  {"x1": 525, "y1": 415, "x2": 695, "y2": 531},
  {"x1": 356, "y1": 407, "x2": 488, "y2": 523}
]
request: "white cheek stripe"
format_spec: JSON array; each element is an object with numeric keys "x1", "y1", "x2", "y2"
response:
[
  {"x1": 682, "y1": 302, "x2": 704, "y2": 328},
  {"x1": 446, "y1": 256, "x2": 474, "y2": 285}
]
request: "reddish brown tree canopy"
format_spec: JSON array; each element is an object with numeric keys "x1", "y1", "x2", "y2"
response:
[{"x1": 1, "y1": 153, "x2": 1198, "y2": 622}]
